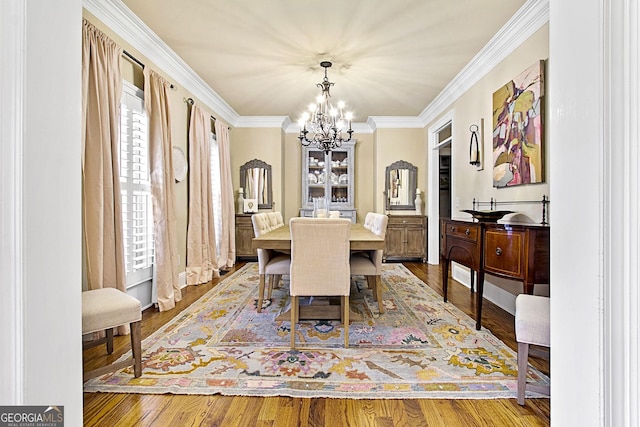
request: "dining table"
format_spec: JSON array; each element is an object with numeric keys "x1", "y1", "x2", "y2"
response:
[
  {"x1": 252, "y1": 222, "x2": 385, "y2": 252},
  {"x1": 252, "y1": 222, "x2": 385, "y2": 321}
]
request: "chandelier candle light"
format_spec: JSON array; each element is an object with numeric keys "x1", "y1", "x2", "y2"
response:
[{"x1": 298, "y1": 61, "x2": 354, "y2": 153}]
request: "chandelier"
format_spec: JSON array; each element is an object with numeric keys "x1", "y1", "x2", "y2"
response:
[{"x1": 298, "y1": 61, "x2": 354, "y2": 153}]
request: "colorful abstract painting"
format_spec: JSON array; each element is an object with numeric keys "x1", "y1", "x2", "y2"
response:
[{"x1": 492, "y1": 60, "x2": 545, "y2": 187}]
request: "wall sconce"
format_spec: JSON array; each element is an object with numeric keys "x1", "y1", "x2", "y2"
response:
[{"x1": 469, "y1": 119, "x2": 484, "y2": 170}]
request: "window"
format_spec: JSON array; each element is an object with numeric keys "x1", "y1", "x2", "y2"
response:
[
  {"x1": 210, "y1": 132, "x2": 222, "y2": 258},
  {"x1": 119, "y1": 82, "x2": 154, "y2": 288}
]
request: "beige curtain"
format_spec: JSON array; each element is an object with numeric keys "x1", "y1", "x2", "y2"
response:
[
  {"x1": 186, "y1": 103, "x2": 220, "y2": 285},
  {"x1": 81, "y1": 19, "x2": 126, "y2": 296},
  {"x1": 215, "y1": 120, "x2": 236, "y2": 268},
  {"x1": 144, "y1": 67, "x2": 181, "y2": 311}
]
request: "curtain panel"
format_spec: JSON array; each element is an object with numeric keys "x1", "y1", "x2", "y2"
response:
[
  {"x1": 144, "y1": 67, "x2": 181, "y2": 312},
  {"x1": 215, "y1": 121, "x2": 236, "y2": 268},
  {"x1": 81, "y1": 19, "x2": 126, "y2": 295},
  {"x1": 186, "y1": 103, "x2": 220, "y2": 285}
]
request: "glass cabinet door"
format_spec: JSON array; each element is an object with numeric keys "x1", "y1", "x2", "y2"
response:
[
  {"x1": 305, "y1": 149, "x2": 326, "y2": 204},
  {"x1": 328, "y1": 149, "x2": 350, "y2": 207},
  {"x1": 301, "y1": 141, "x2": 356, "y2": 220}
]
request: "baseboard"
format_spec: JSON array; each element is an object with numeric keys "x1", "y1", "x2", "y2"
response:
[
  {"x1": 179, "y1": 271, "x2": 187, "y2": 289},
  {"x1": 450, "y1": 264, "x2": 550, "y2": 317},
  {"x1": 451, "y1": 264, "x2": 517, "y2": 315}
]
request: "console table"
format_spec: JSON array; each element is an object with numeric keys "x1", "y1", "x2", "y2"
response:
[{"x1": 440, "y1": 218, "x2": 550, "y2": 330}]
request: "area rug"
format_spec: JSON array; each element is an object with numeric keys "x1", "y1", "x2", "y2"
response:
[{"x1": 83, "y1": 263, "x2": 549, "y2": 399}]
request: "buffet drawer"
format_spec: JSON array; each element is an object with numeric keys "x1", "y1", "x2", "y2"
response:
[
  {"x1": 483, "y1": 229, "x2": 525, "y2": 278},
  {"x1": 443, "y1": 221, "x2": 480, "y2": 243}
]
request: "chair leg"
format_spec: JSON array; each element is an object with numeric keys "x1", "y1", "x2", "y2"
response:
[
  {"x1": 290, "y1": 296, "x2": 298, "y2": 349},
  {"x1": 106, "y1": 327, "x2": 114, "y2": 354},
  {"x1": 268, "y1": 274, "x2": 281, "y2": 299},
  {"x1": 257, "y1": 274, "x2": 267, "y2": 312},
  {"x1": 368, "y1": 275, "x2": 384, "y2": 314},
  {"x1": 517, "y1": 341, "x2": 529, "y2": 405},
  {"x1": 130, "y1": 320, "x2": 142, "y2": 378},
  {"x1": 342, "y1": 295, "x2": 349, "y2": 348}
]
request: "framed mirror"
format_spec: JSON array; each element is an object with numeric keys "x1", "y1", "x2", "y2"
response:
[
  {"x1": 240, "y1": 159, "x2": 272, "y2": 209},
  {"x1": 385, "y1": 160, "x2": 417, "y2": 211}
]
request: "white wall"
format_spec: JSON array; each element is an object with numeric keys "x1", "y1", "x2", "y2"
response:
[
  {"x1": 0, "y1": 0, "x2": 83, "y2": 423},
  {"x1": 550, "y1": 0, "x2": 640, "y2": 426}
]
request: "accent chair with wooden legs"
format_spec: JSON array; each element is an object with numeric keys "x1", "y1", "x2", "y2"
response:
[
  {"x1": 82, "y1": 287, "x2": 142, "y2": 381},
  {"x1": 515, "y1": 293, "x2": 551, "y2": 405}
]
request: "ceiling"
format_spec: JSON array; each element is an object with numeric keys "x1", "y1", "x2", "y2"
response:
[{"x1": 120, "y1": 0, "x2": 526, "y2": 122}]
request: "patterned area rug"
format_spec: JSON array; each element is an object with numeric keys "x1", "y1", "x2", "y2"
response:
[{"x1": 83, "y1": 263, "x2": 549, "y2": 399}]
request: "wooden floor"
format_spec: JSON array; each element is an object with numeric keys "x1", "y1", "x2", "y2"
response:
[{"x1": 83, "y1": 262, "x2": 550, "y2": 426}]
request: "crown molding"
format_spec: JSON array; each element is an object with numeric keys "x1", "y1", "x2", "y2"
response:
[
  {"x1": 368, "y1": 116, "x2": 424, "y2": 129},
  {"x1": 84, "y1": 0, "x2": 548, "y2": 130},
  {"x1": 419, "y1": 0, "x2": 549, "y2": 126},
  {"x1": 82, "y1": 0, "x2": 239, "y2": 126},
  {"x1": 234, "y1": 116, "x2": 291, "y2": 129}
]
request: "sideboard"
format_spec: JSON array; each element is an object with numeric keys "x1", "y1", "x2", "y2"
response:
[
  {"x1": 383, "y1": 215, "x2": 427, "y2": 262},
  {"x1": 440, "y1": 218, "x2": 550, "y2": 330},
  {"x1": 235, "y1": 214, "x2": 257, "y2": 260}
]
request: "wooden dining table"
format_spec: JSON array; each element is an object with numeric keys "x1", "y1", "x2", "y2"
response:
[
  {"x1": 252, "y1": 222, "x2": 385, "y2": 321},
  {"x1": 252, "y1": 222, "x2": 385, "y2": 252}
]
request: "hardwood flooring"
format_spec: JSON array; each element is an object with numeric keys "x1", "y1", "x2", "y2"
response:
[{"x1": 83, "y1": 262, "x2": 550, "y2": 426}]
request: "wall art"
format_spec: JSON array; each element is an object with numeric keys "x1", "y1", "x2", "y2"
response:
[{"x1": 492, "y1": 60, "x2": 545, "y2": 187}]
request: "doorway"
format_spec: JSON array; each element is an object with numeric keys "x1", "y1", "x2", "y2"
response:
[{"x1": 427, "y1": 113, "x2": 453, "y2": 264}]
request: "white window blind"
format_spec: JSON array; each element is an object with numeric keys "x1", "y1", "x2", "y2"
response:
[
  {"x1": 119, "y1": 82, "x2": 154, "y2": 288},
  {"x1": 210, "y1": 133, "x2": 222, "y2": 258}
]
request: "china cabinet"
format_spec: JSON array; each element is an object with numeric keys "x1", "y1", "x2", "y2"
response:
[{"x1": 300, "y1": 141, "x2": 356, "y2": 222}]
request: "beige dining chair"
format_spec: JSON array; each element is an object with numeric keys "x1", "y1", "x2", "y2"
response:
[
  {"x1": 266, "y1": 211, "x2": 284, "y2": 229},
  {"x1": 252, "y1": 212, "x2": 290, "y2": 312},
  {"x1": 349, "y1": 212, "x2": 388, "y2": 313},
  {"x1": 289, "y1": 217, "x2": 352, "y2": 348}
]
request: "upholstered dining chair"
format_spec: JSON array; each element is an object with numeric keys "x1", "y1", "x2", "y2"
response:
[
  {"x1": 252, "y1": 212, "x2": 291, "y2": 312},
  {"x1": 289, "y1": 217, "x2": 352, "y2": 348},
  {"x1": 350, "y1": 212, "x2": 388, "y2": 313},
  {"x1": 266, "y1": 211, "x2": 284, "y2": 229}
]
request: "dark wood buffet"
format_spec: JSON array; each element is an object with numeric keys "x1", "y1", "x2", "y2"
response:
[{"x1": 440, "y1": 218, "x2": 550, "y2": 330}]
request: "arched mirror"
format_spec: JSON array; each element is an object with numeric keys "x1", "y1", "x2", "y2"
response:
[
  {"x1": 240, "y1": 159, "x2": 272, "y2": 209},
  {"x1": 385, "y1": 160, "x2": 417, "y2": 210}
]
